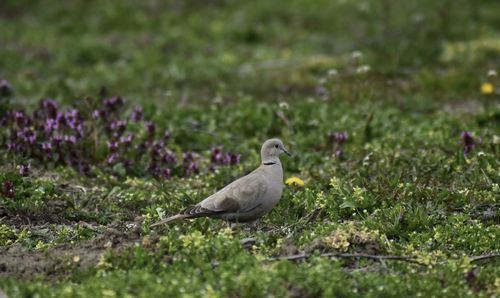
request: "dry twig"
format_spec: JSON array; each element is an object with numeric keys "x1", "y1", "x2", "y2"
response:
[{"x1": 267, "y1": 252, "x2": 500, "y2": 267}]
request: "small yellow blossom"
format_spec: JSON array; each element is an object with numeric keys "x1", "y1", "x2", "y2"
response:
[
  {"x1": 285, "y1": 176, "x2": 305, "y2": 187},
  {"x1": 316, "y1": 191, "x2": 326, "y2": 209},
  {"x1": 329, "y1": 177, "x2": 341, "y2": 191},
  {"x1": 102, "y1": 289, "x2": 116, "y2": 298},
  {"x1": 480, "y1": 82, "x2": 494, "y2": 94},
  {"x1": 180, "y1": 230, "x2": 204, "y2": 248},
  {"x1": 325, "y1": 232, "x2": 350, "y2": 252}
]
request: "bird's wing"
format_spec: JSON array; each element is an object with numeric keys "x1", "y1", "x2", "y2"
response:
[
  {"x1": 182, "y1": 196, "x2": 240, "y2": 217},
  {"x1": 199, "y1": 169, "x2": 268, "y2": 214}
]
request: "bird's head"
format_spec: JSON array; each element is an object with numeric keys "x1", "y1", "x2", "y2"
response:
[{"x1": 261, "y1": 138, "x2": 290, "y2": 163}]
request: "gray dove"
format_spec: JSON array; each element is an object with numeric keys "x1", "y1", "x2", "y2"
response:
[{"x1": 151, "y1": 138, "x2": 290, "y2": 227}]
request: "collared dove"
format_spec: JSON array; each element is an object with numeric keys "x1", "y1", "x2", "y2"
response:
[{"x1": 151, "y1": 138, "x2": 290, "y2": 227}]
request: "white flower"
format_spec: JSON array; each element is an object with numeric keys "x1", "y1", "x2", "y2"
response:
[
  {"x1": 351, "y1": 51, "x2": 363, "y2": 60},
  {"x1": 328, "y1": 69, "x2": 339, "y2": 77},
  {"x1": 279, "y1": 101, "x2": 289, "y2": 110},
  {"x1": 356, "y1": 65, "x2": 371, "y2": 74},
  {"x1": 487, "y1": 69, "x2": 497, "y2": 77}
]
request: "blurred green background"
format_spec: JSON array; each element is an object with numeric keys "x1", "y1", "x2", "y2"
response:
[{"x1": 1, "y1": 0, "x2": 499, "y2": 106}]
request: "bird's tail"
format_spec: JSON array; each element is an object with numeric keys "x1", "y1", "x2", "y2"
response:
[{"x1": 150, "y1": 214, "x2": 189, "y2": 227}]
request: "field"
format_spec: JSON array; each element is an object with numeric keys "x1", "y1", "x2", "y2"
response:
[{"x1": 0, "y1": 0, "x2": 499, "y2": 297}]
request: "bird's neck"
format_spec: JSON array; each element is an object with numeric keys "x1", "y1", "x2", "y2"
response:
[
  {"x1": 261, "y1": 157, "x2": 283, "y2": 183},
  {"x1": 262, "y1": 157, "x2": 281, "y2": 166}
]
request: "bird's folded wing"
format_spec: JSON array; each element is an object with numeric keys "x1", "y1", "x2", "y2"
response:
[
  {"x1": 201, "y1": 172, "x2": 268, "y2": 213},
  {"x1": 184, "y1": 197, "x2": 240, "y2": 217}
]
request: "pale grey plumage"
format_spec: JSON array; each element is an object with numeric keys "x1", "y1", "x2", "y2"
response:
[{"x1": 151, "y1": 138, "x2": 289, "y2": 227}]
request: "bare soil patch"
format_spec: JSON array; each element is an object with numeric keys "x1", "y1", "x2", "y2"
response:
[{"x1": 0, "y1": 228, "x2": 142, "y2": 281}]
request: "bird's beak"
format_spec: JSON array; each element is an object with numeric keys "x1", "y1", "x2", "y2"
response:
[{"x1": 283, "y1": 148, "x2": 291, "y2": 156}]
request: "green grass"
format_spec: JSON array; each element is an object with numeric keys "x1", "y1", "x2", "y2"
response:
[{"x1": 0, "y1": 0, "x2": 499, "y2": 297}]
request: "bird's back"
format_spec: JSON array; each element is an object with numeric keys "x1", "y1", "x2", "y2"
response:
[{"x1": 199, "y1": 163, "x2": 284, "y2": 221}]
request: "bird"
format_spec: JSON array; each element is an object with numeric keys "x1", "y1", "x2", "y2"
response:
[{"x1": 151, "y1": 138, "x2": 290, "y2": 227}]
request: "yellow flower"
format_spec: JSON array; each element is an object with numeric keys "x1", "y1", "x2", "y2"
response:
[
  {"x1": 480, "y1": 82, "x2": 494, "y2": 94},
  {"x1": 286, "y1": 176, "x2": 305, "y2": 187},
  {"x1": 329, "y1": 177, "x2": 341, "y2": 191}
]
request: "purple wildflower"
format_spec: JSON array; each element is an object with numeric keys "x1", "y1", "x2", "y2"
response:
[
  {"x1": 64, "y1": 109, "x2": 79, "y2": 129},
  {"x1": 107, "y1": 141, "x2": 119, "y2": 152},
  {"x1": 27, "y1": 130, "x2": 37, "y2": 145},
  {"x1": 335, "y1": 149, "x2": 343, "y2": 158},
  {"x1": 17, "y1": 127, "x2": 37, "y2": 145},
  {"x1": 210, "y1": 146, "x2": 241, "y2": 167},
  {"x1": 130, "y1": 106, "x2": 143, "y2": 121},
  {"x1": 145, "y1": 121, "x2": 155, "y2": 136},
  {"x1": 14, "y1": 111, "x2": 30, "y2": 127},
  {"x1": 109, "y1": 119, "x2": 127, "y2": 137},
  {"x1": 328, "y1": 131, "x2": 349, "y2": 159},
  {"x1": 51, "y1": 134, "x2": 64, "y2": 146},
  {"x1": 162, "y1": 168, "x2": 172, "y2": 179},
  {"x1": 231, "y1": 153, "x2": 241, "y2": 165},
  {"x1": 103, "y1": 96, "x2": 125, "y2": 112},
  {"x1": 19, "y1": 162, "x2": 31, "y2": 176},
  {"x1": 55, "y1": 112, "x2": 65, "y2": 126},
  {"x1": 150, "y1": 141, "x2": 164, "y2": 160},
  {"x1": 41, "y1": 141, "x2": 52, "y2": 154},
  {"x1": 92, "y1": 110, "x2": 101, "y2": 119},
  {"x1": 64, "y1": 135, "x2": 77, "y2": 145},
  {"x1": 162, "y1": 151, "x2": 177, "y2": 164},
  {"x1": 148, "y1": 161, "x2": 160, "y2": 175},
  {"x1": 182, "y1": 152, "x2": 199, "y2": 176},
  {"x1": 79, "y1": 163, "x2": 91, "y2": 175},
  {"x1": 6, "y1": 142, "x2": 16, "y2": 152},
  {"x1": 328, "y1": 131, "x2": 349, "y2": 144},
  {"x1": 107, "y1": 153, "x2": 119, "y2": 165},
  {"x1": 40, "y1": 98, "x2": 58, "y2": 118},
  {"x1": 460, "y1": 131, "x2": 478, "y2": 154},
  {"x1": 1, "y1": 181, "x2": 15, "y2": 198},
  {"x1": 76, "y1": 123, "x2": 84, "y2": 137},
  {"x1": 185, "y1": 161, "x2": 199, "y2": 176},
  {"x1": 45, "y1": 118, "x2": 58, "y2": 133},
  {"x1": 210, "y1": 146, "x2": 224, "y2": 164},
  {"x1": 0, "y1": 80, "x2": 13, "y2": 97},
  {"x1": 137, "y1": 140, "x2": 152, "y2": 152},
  {"x1": 119, "y1": 133, "x2": 134, "y2": 145},
  {"x1": 183, "y1": 152, "x2": 195, "y2": 162},
  {"x1": 224, "y1": 153, "x2": 241, "y2": 165}
]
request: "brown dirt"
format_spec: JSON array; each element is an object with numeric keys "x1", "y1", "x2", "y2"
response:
[
  {"x1": 0, "y1": 228, "x2": 142, "y2": 282},
  {"x1": 0, "y1": 201, "x2": 72, "y2": 228}
]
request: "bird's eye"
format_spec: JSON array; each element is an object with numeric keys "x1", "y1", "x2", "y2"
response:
[{"x1": 275, "y1": 144, "x2": 279, "y2": 148}]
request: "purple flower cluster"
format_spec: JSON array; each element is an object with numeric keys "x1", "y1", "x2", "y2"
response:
[
  {"x1": 146, "y1": 138, "x2": 178, "y2": 178},
  {"x1": 328, "y1": 131, "x2": 349, "y2": 158},
  {"x1": 0, "y1": 86, "x2": 241, "y2": 179},
  {"x1": 210, "y1": 146, "x2": 241, "y2": 167},
  {"x1": 183, "y1": 152, "x2": 199, "y2": 176},
  {"x1": 460, "y1": 131, "x2": 479, "y2": 155},
  {"x1": 2, "y1": 98, "x2": 91, "y2": 173}
]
